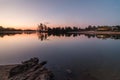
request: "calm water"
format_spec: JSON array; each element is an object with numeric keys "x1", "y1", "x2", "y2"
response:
[{"x1": 0, "y1": 32, "x2": 120, "y2": 80}]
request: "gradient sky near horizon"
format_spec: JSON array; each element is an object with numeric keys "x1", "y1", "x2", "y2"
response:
[{"x1": 0, "y1": 0, "x2": 120, "y2": 29}]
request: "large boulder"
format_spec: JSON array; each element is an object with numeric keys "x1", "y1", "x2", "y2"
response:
[{"x1": 8, "y1": 57, "x2": 54, "y2": 80}]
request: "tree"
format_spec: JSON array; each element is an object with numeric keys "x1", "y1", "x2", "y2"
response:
[
  {"x1": 38, "y1": 23, "x2": 44, "y2": 31},
  {"x1": 44, "y1": 25, "x2": 47, "y2": 31}
]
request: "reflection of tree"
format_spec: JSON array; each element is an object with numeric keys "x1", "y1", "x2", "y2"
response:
[
  {"x1": 84, "y1": 34, "x2": 96, "y2": 38},
  {"x1": 0, "y1": 32, "x2": 23, "y2": 38},
  {"x1": 48, "y1": 33, "x2": 81, "y2": 37},
  {"x1": 37, "y1": 33, "x2": 48, "y2": 41},
  {"x1": 1, "y1": 31, "x2": 120, "y2": 40},
  {"x1": 0, "y1": 31, "x2": 35, "y2": 38},
  {"x1": 96, "y1": 34, "x2": 120, "y2": 40},
  {"x1": 24, "y1": 31, "x2": 36, "y2": 34},
  {"x1": 37, "y1": 32, "x2": 120, "y2": 41},
  {"x1": 37, "y1": 32, "x2": 82, "y2": 41},
  {"x1": 96, "y1": 34, "x2": 111, "y2": 39},
  {"x1": 111, "y1": 35, "x2": 120, "y2": 39}
]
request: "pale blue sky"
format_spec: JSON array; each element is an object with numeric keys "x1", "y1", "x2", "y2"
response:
[{"x1": 0, "y1": 0, "x2": 120, "y2": 29}]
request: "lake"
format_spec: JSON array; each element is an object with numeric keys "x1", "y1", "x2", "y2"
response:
[{"x1": 0, "y1": 32, "x2": 120, "y2": 80}]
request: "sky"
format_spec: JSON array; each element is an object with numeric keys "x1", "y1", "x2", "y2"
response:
[{"x1": 0, "y1": 0, "x2": 120, "y2": 29}]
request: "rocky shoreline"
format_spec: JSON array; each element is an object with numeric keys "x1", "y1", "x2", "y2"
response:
[{"x1": 0, "y1": 58, "x2": 54, "y2": 80}]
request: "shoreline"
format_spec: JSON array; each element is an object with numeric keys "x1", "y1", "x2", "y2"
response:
[
  {"x1": 0, "y1": 65, "x2": 17, "y2": 80},
  {"x1": 69, "y1": 31, "x2": 120, "y2": 34},
  {"x1": 0, "y1": 31, "x2": 36, "y2": 33},
  {"x1": 1, "y1": 31, "x2": 120, "y2": 35},
  {"x1": 0, "y1": 58, "x2": 54, "y2": 80}
]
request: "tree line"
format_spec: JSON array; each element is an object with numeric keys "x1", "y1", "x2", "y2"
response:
[
  {"x1": 38, "y1": 23, "x2": 120, "y2": 32},
  {"x1": 37, "y1": 23, "x2": 81, "y2": 33},
  {"x1": 0, "y1": 26, "x2": 36, "y2": 31},
  {"x1": 0, "y1": 26, "x2": 22, "y2": 31},
  {"x1": 1, "y1": 23, "x2": 120, "y2": 32}
]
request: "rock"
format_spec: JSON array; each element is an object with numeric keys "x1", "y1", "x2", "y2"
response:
[
  {"x1": 66, "y1": 69, "x2": 73, "y2": 80},
  {"x1": 22, "y1": 57, "x2": 39, "y2": 65},
  {"x1": 9, "y1": 57, "x2": 39, "y2": 77},
  {"x1": 8, "y1": 57, "x2": 54, "y2": 80},
  {"x1": 66, "y1": 69, "x2": 72, "y2": 74},
  {"x1": 40, "y1": 61, "x2": 47, "y2": 66}
]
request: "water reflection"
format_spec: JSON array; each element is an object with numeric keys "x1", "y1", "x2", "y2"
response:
[
  {"x1": 1, "y1": 32, "x2": 120, "y2": 40},
  {"x1": 37, "y1": 33, "x2": 48, "y2": 41},
  {"x1": 0, "y1": 32, "x2": 23, "y2": 38},
  {"x1": 0, "y1": 31, "x2": 36, "y2": 38},
  {"x1": 38, "y1": 33, "x2": 120, "y2": 40},
  {"x1": 1, "y1": 32, "x2": 120, "y2": 80}
]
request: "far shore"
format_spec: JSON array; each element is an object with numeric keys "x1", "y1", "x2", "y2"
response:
[
  {"x1": 69, "y1": 31, "x2": 120, "y2": 34},
  {"x1": 0, "y1": 30, "x2": 36, "y2": 34},
  {"x1": 1, "y1": 30, "x2": 120, "y2": 35}
]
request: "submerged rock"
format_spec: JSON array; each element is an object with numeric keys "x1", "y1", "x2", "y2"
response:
[
  {"x1": 66, "y1": 69, "x2": 72, "y2": 74},
  {"x1": 8, "y1": 57, "x2": 54, "y2": 80}
]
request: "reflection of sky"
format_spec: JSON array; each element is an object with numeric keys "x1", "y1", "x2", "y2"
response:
[
  {"x1": 0, "y1": 0, "x2": 120, "y2": 29},
  {"x1": 0, "y1": 33, "x2": 88, "y2": 64},
  {"x1": 0, "y1": 33, "x2": 120, "y2": 65},
  {"x1": 1, "y1": 34, "x2": 120, "y2": 80}
]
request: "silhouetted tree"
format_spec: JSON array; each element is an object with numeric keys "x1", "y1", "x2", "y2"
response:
[
  {"x1": 38, "y1": 23, "x2": 44, "y2": 31},
  {"x1": 44, "y1": 25, "x2": 47, "y2": 31}
]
